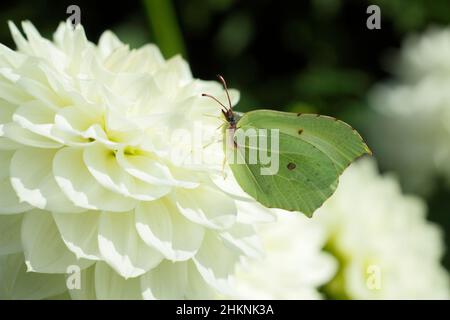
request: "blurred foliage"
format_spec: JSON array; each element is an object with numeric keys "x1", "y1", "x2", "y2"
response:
[
  {"x1": 0, "y1": 0, "x2": 449, "y2": 270},
  {"x1": 142, "y1": 0, "x2": 186, "y2": 58}
]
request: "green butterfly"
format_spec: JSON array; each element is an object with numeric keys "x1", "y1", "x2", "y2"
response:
[{"x1": 202, "y1": 76, "x2": 371, "y2": 217}]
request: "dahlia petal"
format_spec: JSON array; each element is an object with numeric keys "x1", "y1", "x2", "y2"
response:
[
  {"x1": 115, "y1": 149, "x2": 173, "y2": 184},
  {"x1": 52, "y1": 22, "x2": 66, "y2": 46},
  {"x1": 116, "y1": 148, "x2": 198, "y2": 188},
  {"x1": 65, "y1": 25, "x2": 90, "y2": 74},
  {"x1": 83, "y1": 144, "x2": 134, "y2": 194},
  {"x1": 105, "y1": 73, "x2": 154, "y2": 107},
  {"x1": 219, "y1": 223, "x2": 263, "y2": 259},
  {"x1": 60, "y1": 21, "x2": 88, "y2": 54},
  {"x1": 103, "y1": 45, "x2": 131, "y2": 72},
  {"x1": 68, "y1": 264, "x2": 96, "y2": 300},
  {"x1": 12, "y1": 101, "x2": 62, "y2": 142},
  {"x1": 123, "y1": 44, "x2": 164, "y2": 74},
  {"x1": 0, "y1": 79, "x2": 31, "y2": 105},
  {"x1": 54, "y1": 107, "x2": 108, "y2": 146},
  {"x1": 0, "y1": 178, "x2": 32, "y2": 214},
  {"x1": 21, "y1": 210, "x2": 94, "y2": 273},
  {"x1": 54, "y1": 106, "x2": 103, "y2": 136},
  {"x1": 0, "y1": 67, "x2": 20, "y2": 83},
  {"x1": 175, "y1": 185, "x2": 237, "y2": 229},
  {"x1": 235, "y1": 199, "x2": 277, "y2": 224},
  {"x1": 0, "y1": 253, "x2": 67, "y2": 300},
  {"x1": 94, "y1": 261, "x2": 142, "y2": 300},
  {"x1": 98, "y1": 211, "x2": 163, "y2": 279},
  {"x1": 211, "y1": 171, "x2": 251, "y2": 200},
  {"x1": 154, "y1": 55, "x2": 192, "y2": 91},
  {"x1": 185, "y1": 261, "x2": 217, "y2": 299},
  {"x1": 140, "y1": 260, "x2": 188, "y2": 300},
  {"x1": 3, "y1": 122, "x2": 62, "y2": 148},
  {"x1": 0, "y1": 101, "x2": 15, "y2": 138},
  {"x1": 83, "y1": 144, "x2": 170, "y2": 201},
  {"x1": 10, "y1": 148, "x2": 84, "y2": 212},
  {"x1": 53, "y1": 147, "x2": 137, "y2": 212},
  {"x1": 0, "y1": 137, "x2": 21, "y2": 150},
  {"x1": 16, "y1": 75, "x2": 61, "y2": 110},
  {"x1": 53, "y1": 211, "x2": 101, "y2": 260},
  {"x1": 7, "y1": 21, "x2": 30, "y2": 54},
  {"x1": 20, "y1": 21, "x2": 49, "y2": 54},
  {"x1": 192, "y1": 232, "x2": 239, "y2": 294},
  {"x1": 0, "y1": 43, "x2": 26, "y2": 68},
  {"x1": 98, "y1": 31, "x2": 124, "y2": 58},
  {"x1": 0, "y1": 150, "x2": 14, "y2": 179},
  {"x1": 135, "y1": 200, "x2": 204, "y2": 261},
  {"x1": 0, "y1": 213, "x2": 23, "y2": 254}
]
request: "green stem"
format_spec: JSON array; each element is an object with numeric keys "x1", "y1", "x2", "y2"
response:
[{"x1": 142, "y1": 0, "x2": 187, "y2": 59}]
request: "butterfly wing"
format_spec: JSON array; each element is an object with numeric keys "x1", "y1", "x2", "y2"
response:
[{"x1": 227, "y1": 110, "x2": 371, "y2": 217}]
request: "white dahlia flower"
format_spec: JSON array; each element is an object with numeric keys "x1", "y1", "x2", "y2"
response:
[
  {"x1": 368, "y1": 27, "x2": 450, "y2": 193},
  {"x1": 315, "y1": 158, "x2": 450, "y2": 299},
  {"x1": 232, "y1": 212, "x2": 337, "y2": 300},
  {"x1": 0, "y1": 21, "x2": 273, "y2": 299}
]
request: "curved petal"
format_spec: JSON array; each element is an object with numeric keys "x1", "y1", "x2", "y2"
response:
[
  {"x1": 0, "y1": 253, "x2": 67, "y2": 300},
  {"x1": 53, "y1": 105, "x2": 118, "y2": 149},
  {"x1": 185, "y1": 260, "x2": 217, "y2": 299},
  {"x1": 175, "y1": 185, "x2": 237, "y2": 230},
  {"x1": 53, "y1": 105, "x2": 103, "y2": 139},
  {"x1": 154, "y1": 55, "x2": 192, "y2": 91},
  {"x1": 98, "y1": 211, "x2": 163, "y2": 279},
  {"x1": 21, "y1": 210, "x2": 94, "y2": 273},
  {"x1": 94, "y1": 261, "x2": 142, "y2": 300},
  {"x1": 192, "y1": 231, "x2": 239, "y2": 295},
  {"x1": 140, "y1": 260, "x2": 188, "y2": 300},
  {"x1": 12, "y1": 101, "x2": 62, "y2": 143},
  {"x1": 0, "y1": 150, "x2": 14, "y2": 179},
  {"x1": 0, "y1": 100, "x2": 16, "y2": 132},
  {"x1": 235, "y1": 199, "x2": 277, "y2": 224},
  {"x1": 68, "y1": 264, "x2": 96, "y2": 300},
  {"x1": 53, "y1": 211, "x2": 101, "y2": 260},
  {"x1": 0, "y1": 213, "x2": 23, "y2": 254},
  {"x1": 0, "y1": 137, "x2": 21, "y2": 150},
  {"x1": 0, "y1": 75, "x2": 31, "y2": 105},
  {"x1": 0, "y1": 42, "x2": 26, "y2": 68},
  {"x1": 3, "y1": 122, "x2": 62, "y2": 148},
  {"x1": 219, "y1": 223, "x2": 263, "y2": 259},
  {"x1": 10, "y1": 148, "x2": 84, "y2": 213},
  {"x1": 0, "y1": 178, "x2": 31, "y2": 214},
  {"x1": 135, "y1": 200, "x2": 204, "y2": 261},
  {"x1": 0, "y1": 150, "x2": 31, "y2": 214},
  {"x1": 53, "y1": 147, "x2": 137, "y2": 212},
  {"x1": 116, "y1": 148, "x2": 197, "y2": 188},
  {"x1": 98, "y1": 31, "x2": 124, "y2": 58},
  {"x1": 83, "y1": 144, "x2": 170, "y2": 201}
]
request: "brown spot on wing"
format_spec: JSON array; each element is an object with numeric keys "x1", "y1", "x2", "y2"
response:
[{"x1": 287, "y1": 162, "x2": 296, "y2": 170}]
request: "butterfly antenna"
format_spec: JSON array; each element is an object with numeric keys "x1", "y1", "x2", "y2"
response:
[
  {"x1": 217, "y1": 74, "x2": 232, "y2": 111},
  {"x1": 201, "y1": 93, "x2": 228, "y2": 113}
]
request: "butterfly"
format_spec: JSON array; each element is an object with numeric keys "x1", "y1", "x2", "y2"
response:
[{"x1": 202, "y1": 75, "x2": 371, "y2": 217}]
